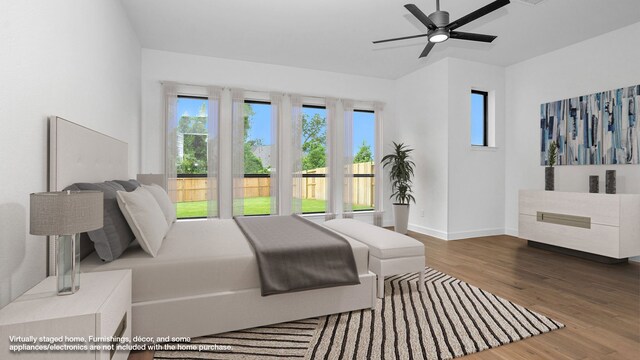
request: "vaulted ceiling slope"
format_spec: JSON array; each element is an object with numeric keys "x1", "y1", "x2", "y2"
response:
[{"x1": 121, "y1": 0, "x2": 640, "y2": 79}]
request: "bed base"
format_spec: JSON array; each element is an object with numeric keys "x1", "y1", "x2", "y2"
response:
[
  {"x1": 131, "y1": 272, "x2": 376, "y2": 338},
  {"x1": 49, "y1": 118, "x2": 377, "y2": 338}
]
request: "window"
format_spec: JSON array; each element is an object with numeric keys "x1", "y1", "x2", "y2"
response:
[
  {"x1": 352, "y1": 110, "x2": 375, "y2": 211},
  {"x1": 471, "y1": 90, "x2": 488, "y2": 146},
  {"x1": 242, "y1": 100, "x2": 272, "y2": 216},
  {"x1": 171, "y1": 91, "x2": 380, "y2": 219},
  {"x1": 175, "y1": 95, "x2": 209, "y2": 219},
  {"x1": 301, "y1": 105, "x2": 327, "y2": 214}
]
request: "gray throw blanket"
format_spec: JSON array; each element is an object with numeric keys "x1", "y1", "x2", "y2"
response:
[{"x1": 234, "y1": 215, "x2": 360, "y2": 296}]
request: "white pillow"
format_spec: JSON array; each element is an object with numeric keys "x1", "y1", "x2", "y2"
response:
[
  {"x1": 142, "y1": 184, "x2": 176, "y2": 225},
  {"x1": 116, "y1": 187, "x2": 169, "y2": 257}
]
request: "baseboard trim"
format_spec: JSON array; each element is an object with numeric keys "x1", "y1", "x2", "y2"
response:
[
  {"x1": 504, "y1": 228, "x2": 519, "y2": 237},
  {"x1": 407, "y1": 224, "x2": 448, "y2": 240},
  {"x1": 447, "y1": 228, "x2": 506, "y2": 240},
  {"x1": 407, "y1": 225, "x2": 506, "y2": 241}
]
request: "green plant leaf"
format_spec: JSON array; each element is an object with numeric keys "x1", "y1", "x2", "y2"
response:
[{"x1": 382, "y1": 142, "x2": 416, "y2": 205}]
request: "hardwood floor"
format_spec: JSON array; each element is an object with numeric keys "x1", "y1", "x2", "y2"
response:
[
  {"x1": 129, "y1": 233, "x2": 639, "y2": 359},
  {"x1": 413, "y1": 233, "x2": 640, "y2": 360}
]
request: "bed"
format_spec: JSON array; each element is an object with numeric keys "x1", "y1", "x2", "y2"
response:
[{"x1": 48, "y1": 117, "x2": 376, "y2": 338}]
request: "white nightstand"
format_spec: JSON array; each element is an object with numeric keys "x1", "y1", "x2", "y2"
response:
[{"x1": 0, "y1": 270, "x2": 132, "y2": 360}]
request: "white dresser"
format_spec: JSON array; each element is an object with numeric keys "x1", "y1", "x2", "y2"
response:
[
  {"x1": 518, "y1": 190, "x2": 640, "y2": 260},
  {"x1": 0, "y1": 270, "x2": 131, "y2": 360}
]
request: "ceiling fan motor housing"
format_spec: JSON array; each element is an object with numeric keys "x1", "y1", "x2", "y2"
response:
[{"x1": 429, "y1": 11, "x2": 450, "y2": 28}]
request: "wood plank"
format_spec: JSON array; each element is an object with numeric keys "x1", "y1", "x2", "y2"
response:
[{"x1": 413, "y1": 232, "x2": 640, "y2": 359}]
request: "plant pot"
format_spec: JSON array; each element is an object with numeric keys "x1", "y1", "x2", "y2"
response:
[
  {"x1": 545, "y1": 167, "x2": 554, "y2": 191},
  {"x1": 393, "y1": 203, "x2": 410, "y2": 234}
]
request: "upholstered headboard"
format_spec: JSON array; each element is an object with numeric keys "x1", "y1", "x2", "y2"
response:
[
  {"x1": 49, "y1": 117, "x2": 128, "y2": 191},
  {"x1": 48, "y1": 116, "x2": 129, "y2": 274}
]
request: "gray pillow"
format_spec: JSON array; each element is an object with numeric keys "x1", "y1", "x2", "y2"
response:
[
  {"x1": 112, "y1": 179, "x2": 141, "y2": 192},
  {"x1": 79, "y1": 233, "x2": 95, "y2": 260},
  {"x1": 64, "y1": 182, "x2": 135, "y2": 262}
]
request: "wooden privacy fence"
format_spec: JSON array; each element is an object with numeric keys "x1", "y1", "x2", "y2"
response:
[
  {"x1": 175, "y1": 162, "x2": 375, "y2": 206},
  {"x1": 176, "y1": 177, "x2": 208, "y2": 203}
]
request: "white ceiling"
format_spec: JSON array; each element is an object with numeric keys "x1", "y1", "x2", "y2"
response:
[{"x1": 121, "y1": 0, "x2": 640, "y2": 79}]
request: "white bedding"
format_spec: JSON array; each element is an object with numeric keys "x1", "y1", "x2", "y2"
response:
[{"x1": 82, "y1": 219, "x2": 369, "y2": 303}]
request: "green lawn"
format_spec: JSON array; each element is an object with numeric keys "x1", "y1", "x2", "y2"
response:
[{"x1": 177, "y1": 197, "x2": 372, "y2": 218}]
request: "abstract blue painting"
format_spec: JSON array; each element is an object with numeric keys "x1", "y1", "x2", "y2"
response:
[{"x1": 540, "y1": 85, "x2": 639, "y2": 165}]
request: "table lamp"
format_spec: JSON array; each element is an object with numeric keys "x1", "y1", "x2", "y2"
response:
[{"x1": 30, "y1": 191, "x2": 103, "y2": 295}]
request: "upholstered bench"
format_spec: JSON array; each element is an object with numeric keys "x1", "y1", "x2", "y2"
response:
[{"x1": 324, "y1": 219, "x2": 425, "y2": 298}]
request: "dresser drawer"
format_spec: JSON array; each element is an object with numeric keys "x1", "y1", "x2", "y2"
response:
[
  {"x1": 519, "y1": 190, "x2": 620, "y2": 226},
  {"x1": 519, "y1": 213, "x2": 620, "y2": 258}
]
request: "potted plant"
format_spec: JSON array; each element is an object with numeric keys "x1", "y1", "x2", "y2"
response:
[
  {"x1": 382, "y1": 142, "x2": 416, "y2": 234},
  {"x1": 545, "y1": 140, "x2": 557, "y2": 191}
]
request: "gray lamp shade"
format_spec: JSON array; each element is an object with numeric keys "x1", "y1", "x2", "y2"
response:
[{"x1": 30, "y1": 191, "x2": 103, "y2": 236}]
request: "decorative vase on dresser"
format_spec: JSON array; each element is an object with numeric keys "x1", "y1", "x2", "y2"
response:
[
  {"x1": 545, "y1": 167, "x2": 554, "y2": 191},
  {"x1": 589, "y1": 175, "x2": 599, "y2": 193},
  {"x1": 545, "y1": 141, "x2": 558, "y2": 191},
  {"x1": 606, "y1": 170, "x2": 616, "y2": 194}
]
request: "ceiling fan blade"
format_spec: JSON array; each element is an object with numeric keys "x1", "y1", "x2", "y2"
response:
[
  {"x1": 447, "y1": 0, "x2": 510, "y2": 31},
  {"x1": 404, "y1": 4, "x2": 437, "y2": 30},
  {"x1": 449, "y1": 31, "x2": 497, "y2": 43},
  {"x1": 419, "y1": 42, "x2": 435, "y2": 58},
  {"x1": 373, "y1": 33, "x2": 428, "y2": 44}
]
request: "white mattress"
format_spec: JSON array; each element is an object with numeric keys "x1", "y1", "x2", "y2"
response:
[{"x1": 82, "y1": 219, "x2": 369, "y2": 303}]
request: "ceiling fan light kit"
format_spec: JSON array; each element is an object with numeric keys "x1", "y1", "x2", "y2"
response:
[
  {"x1": 429, "y1": 28, "x2": 449, "y2": 43},
  {"x1": 374, "y1": 0, "x2": 510, "y2": 59}
]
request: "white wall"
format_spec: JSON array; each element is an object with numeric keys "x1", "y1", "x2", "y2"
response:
[
  {"x1": 504, "y1": 22, "x2": 640, "y2": 234},
  {"x1": 447, "y1": 58, "x2": 506, "y2": 239},
  {"x1": 0, "y1": 0, "x2": 141, "y2": 308},
  {"x1": 395, "y1": 23, "x2": 639, "y2": 242},
  {"x1": 395, "y1": 58, "x2": 506, "y2": 240},
  {"x1": 395, "y1": 59, "x2": 450, "y2": 238},
  {"x1": 140, "y1": 49, "x2": 396, "y2": 224},
  {"x1": 398, "y1": 22, "x2": 640, "y2": 241}
]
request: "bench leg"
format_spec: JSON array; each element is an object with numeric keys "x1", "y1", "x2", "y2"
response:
[
  {"x1": 377, "y1": 275, "x2": 384, "y2": 298},
  {"x1": 418, "y1": 269, "x2": 425, "y2": 292}
]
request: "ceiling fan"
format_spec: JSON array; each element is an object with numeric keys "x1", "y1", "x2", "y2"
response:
[{"x1": 374, "y1": 0, "x2": 510, "y2": 58}]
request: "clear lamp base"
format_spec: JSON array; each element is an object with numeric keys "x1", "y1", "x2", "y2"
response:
[{"x1": 56, "y1": 234, "x2": 80, "y2": 295}]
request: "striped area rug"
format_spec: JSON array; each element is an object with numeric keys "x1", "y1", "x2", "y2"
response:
[
  {"x1": 154, "y1": 267, "x2": 564, "y2": 360},
  {"x1": 154, "y1": 319, "x2": 318, "y2": 359}
]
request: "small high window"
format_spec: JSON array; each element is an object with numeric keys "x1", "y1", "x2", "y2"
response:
[{"x1": 471, "y1": 90, "x2": 488, "y2": 146}]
